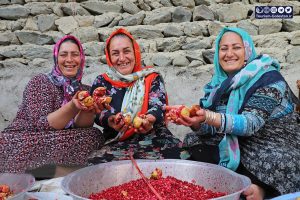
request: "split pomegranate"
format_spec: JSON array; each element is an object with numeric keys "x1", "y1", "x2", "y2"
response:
[
  {"x1": 167, "y1": 105, "x2": 201, "y2": 121},
  {"x1": 0, "y1": 184, "x2": 13, "y2": 200},
  {"x1": 93, "y1": 87, "x2": 112, "y2": 110},
  {"x1": 89, "y1": 176, "x2": 226, "y2": 200},
  {"x1": 78, "y1": 91, "x2": 94, "y2": 108}
]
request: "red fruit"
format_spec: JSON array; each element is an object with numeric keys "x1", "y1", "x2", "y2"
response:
[
  {"x1": 93, "y1": 87, "x2": 106, "y2": 97},
  {"x1": 94, "y1": 96, "x2": 104, "y2": 105},
  {"x1": 133, "y1": 116, "x2": 143, "y2": 129},
  {"x1": 168, "y1": 105, "x2": 193, "y2": 121},
  {"x1": 179, "y1": 106, "x2": 190, "y2": 117},
  {"x1": 82, "y1": 96, "x2": 94, "y2": 107},
  {"x1": 104, "y1": 96, "x2": 112, "y2": 104},
  {"x1": 0, "y1": 185, "x2": 9, "y2": 193},
  {"x1": 78, "y1": 91, "x2": 90, "y2": 101},
  {"x1": 78, "y1": 91, "x2": 94, "y2": 107},
  {"x1": 150, "y1": 168, "x2": 163, "y2": 180},
  {"x1": 123, "y1": 114, "x2": 131, "y2": 125},
  {"x1": 190, "y1": 105, "x2": 200, "y2": 117},
  {"x1": 121, "y1": 190, "x2": 128, "y2": 197},
  {"x1": 115, "y1": 113, "x2": 124, "y2": 124},
  {"x1": 93, "y1": 87, "x2": 112, "y2": 110}
]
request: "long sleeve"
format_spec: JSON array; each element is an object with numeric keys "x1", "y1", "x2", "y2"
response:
[
  {"x1": 196, "y1": 81, "x2": 295, "y2": 137},
  {"x1": 90, "y1": 75, "x2": 118, "y2": 135},
  {"x1": 6, "y1": 74, "x2": 62, "y2": 131},
  {"x1": 25, "y1": 76, "x2": 58, "y2": 129},
  {"x1": 219, "y1": 81, "x2": 294, "y2": 136}
]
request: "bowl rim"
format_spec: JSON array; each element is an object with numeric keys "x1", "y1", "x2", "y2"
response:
[{"x1": 62, "y1": 159, "x2": 251, "y2": 200}]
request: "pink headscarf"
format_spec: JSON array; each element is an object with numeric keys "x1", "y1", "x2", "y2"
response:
[{"x1": 48, "y1": 35, "x2": 85, "y2": 106}]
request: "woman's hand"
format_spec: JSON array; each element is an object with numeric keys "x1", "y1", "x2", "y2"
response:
[
  {"x1": 242, "y1": 184, "x2": 264, "y2": 200},
  {"x1": 72, "y1": 91, "x2": 103, "y2": 114},
  {"x1": 72, "y1": 91, "x2": 93, "y2": 111},
  {"x1": 165, "y1": 105, "x2": 206, "y2": 127},
  {"x1": 134, "y1": 114, "x2": 156, "y2": 134},
  {"x1": 108, "y1": 113, "x2": 130, "y2": 132},
  {"x1": 48, "y1": 91, "x2": 98, "y2": 130}
]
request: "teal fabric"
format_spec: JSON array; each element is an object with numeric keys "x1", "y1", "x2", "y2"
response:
[
  {"x1": 201, "y1": 27, "x2": 257, "y2": 108},
  {"x1": 201, "y1": 27, "x2": 280, "y2": 171}
]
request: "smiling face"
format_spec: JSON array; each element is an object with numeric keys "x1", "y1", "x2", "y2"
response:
[
  {"x1": 218, "y1": 32, "x2": 245, "y2": 75},
  {"x1": 57, "y1": 40, "x2": 81, "y2": 78},
  {"x1": 108, "y1": 35, "x2": 135, "y2": 75}
]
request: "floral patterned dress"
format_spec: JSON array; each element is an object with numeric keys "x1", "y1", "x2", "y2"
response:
[
  {"x1": 0, "y1": 74, "x2": 104, "y2": 173},
  {"x1": 88, "y1": 74, "x2": 189, "y2": 164},
  {"x1": 183, "y1": 80, "x2": 300, "y2": 196}
]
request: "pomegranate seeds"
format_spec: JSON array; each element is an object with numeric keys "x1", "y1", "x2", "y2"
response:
[{"x1": 89, "y1": 176, "x2": 226, "y2": 200}]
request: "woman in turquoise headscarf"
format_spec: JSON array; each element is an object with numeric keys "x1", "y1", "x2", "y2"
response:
[{"x1": 166, "y1": 27, "x2": 300, "y2": 199}]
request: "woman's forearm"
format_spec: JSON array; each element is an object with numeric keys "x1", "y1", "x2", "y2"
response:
[
  {"x1": 190, "y1": 110, "x2": 221, "y2": 133},
  {"x1": 47, "y1": 101, "x2": 79, "y2": 129},
  {"x1": 204, "y1": 110, "x2": 221, "y2": 129},
  {"x1": 74, "y1": 111, "x2": 95, "y2": 128}
]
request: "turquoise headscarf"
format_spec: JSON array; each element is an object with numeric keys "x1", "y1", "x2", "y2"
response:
[{"x1": 201, "y1": 27, "x2": 280, "y2": 171}]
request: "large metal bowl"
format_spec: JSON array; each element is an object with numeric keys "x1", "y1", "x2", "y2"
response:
[
  {"x1": 62, "y1": 159, "x2": 251, "y2": 200},
  {"x1": 0, "y1": 173, "x2": 35, "y2": 200}
]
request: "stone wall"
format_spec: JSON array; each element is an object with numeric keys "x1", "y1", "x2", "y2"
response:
[{"x1": 0, "y1": 0, "x2": 300, "y2": 138}]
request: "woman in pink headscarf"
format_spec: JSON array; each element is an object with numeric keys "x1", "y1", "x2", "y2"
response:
[{"x1": 0, "y1": 35, "x2": 104, "y2": 178}]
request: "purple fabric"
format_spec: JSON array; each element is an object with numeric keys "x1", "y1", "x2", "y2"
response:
[{"x1": 47, "y1": 35, "x2": 85, "y2": 106}]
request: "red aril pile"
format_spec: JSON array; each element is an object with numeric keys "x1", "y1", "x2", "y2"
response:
[
  {"x1": 89, "y1": 176, "x2": 227, "y2": 200},
  {"x1": 0, "y1": 184, "x2": 13, "y2": 200}
]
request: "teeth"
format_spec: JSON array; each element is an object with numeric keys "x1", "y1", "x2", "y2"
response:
[
  {"x1": 119, "y1": 63, "x2": 129, "y2": 67},
  {"x1": 226, "y1": 60, "x2": 236, "y2": 64}
]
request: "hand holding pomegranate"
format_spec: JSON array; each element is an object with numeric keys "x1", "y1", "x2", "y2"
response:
[
  {"x1": 133, "y1": 114, "x2": 156, "y2": 134},
  {"x1": 108, "y1": 112, "x2": 131, "y2": 133},
  {"x1": 165, "y1": 104, "x2": 205, "y2": 127},
  {"x1": 71, "y1": 90, "x2": 95, "y2": 112},
  {"x1": 93, "y1": 87, "x2": 112, "y2": 110}
]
